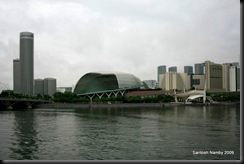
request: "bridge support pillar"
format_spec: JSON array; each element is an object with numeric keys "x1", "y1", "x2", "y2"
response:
[
  {"x1": 88, "y1": 95, "x2": 95, "y2": 102},
  {"x1": 96, "y1": 93, "x2": 104, "y2": 99},
  {"x1": 119, "y1": 90, "x2": 125, "y2": 96},
  {"x1": 105, "y1": 92, "x2": 112, "y2": 98}
]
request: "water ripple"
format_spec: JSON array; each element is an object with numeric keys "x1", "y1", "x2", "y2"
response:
[{"x1": 0, "y1": 105, "x2": 240, "y2": 160}]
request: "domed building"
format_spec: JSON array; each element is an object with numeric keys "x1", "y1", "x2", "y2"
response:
[{"x1": 73, "y1": 72, "x2": 143, "y2": 95}]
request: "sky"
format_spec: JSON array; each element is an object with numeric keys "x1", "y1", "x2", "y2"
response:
[{"x1": 0, "y1": 0, "x2": 240, "y2": 91}]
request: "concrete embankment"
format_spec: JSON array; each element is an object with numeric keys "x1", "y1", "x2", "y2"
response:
[
  {"x1": 35, "y1": 101, "x2": 240, "y2": 109},
  {"x1": 36, "y1": 102, "x2": 185, "y2": 109}
]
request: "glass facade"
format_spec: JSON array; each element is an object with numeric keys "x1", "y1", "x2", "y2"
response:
[
  {"x1": 192, "y1": 79, "x2": 200, "y2": 85},
  {"x1": 157, "y1": 65, "x2": 166, "y2": 81},
  {"x1": 168, "y1": 66, "x2": 177, "y2": 72},
  {"x1": 195, "y1": 63, "x2": 204, "y2": 75},
  {"x1": 184, "y1": 66, "x2": 193, "y2": 75},
  {"x1": 20, "y1": 32, "x2": 34, "y2": 96},
  {"x1": 74, "y1": 72, "x2": 143, "y2": 94}
]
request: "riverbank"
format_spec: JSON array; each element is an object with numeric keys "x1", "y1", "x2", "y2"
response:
[{"x1": 35, "y1": 102, "x2": 240, "y2": 109}]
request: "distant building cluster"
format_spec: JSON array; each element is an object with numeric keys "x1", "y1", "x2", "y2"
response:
[
  {"x1": 157, "y1": 61, "x2": 240, "y2": 92},
  {"x1": 13, "y1": 32, "x2": 57, "y2": 97},
  {"x1": 34, "y1": 78, "x2": 57, "y2": 97},
  {"x1": 13, "y1": 32, "x2": 34, "y2": 96},
  {"x1": 11, "y1": 32, "x2": 240, "y2": 99},
  {"x1": 56, "y1": 87, "x2": 72, "y2": 93}
]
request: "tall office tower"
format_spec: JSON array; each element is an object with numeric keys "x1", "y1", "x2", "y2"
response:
[
  {"x1": 13, "y1": 59, "x2": 20, "y2": 94},
  {"x1": 204, "y1": 60, "x2": 223, "y2": 91},
  {"x1": 44, "y1": 78, "x2": 57, "y2": 97},
  {"x1": 157, "y1": 65, "x2": 166, "y2": 81},
  {"x1": 229, "y1": 65, "x2": 240, "y2": 92},
  {"x1": 222, "y1": 63, "x2": 231, "y2": 92},
  {"x1": 34, "y1": 79, "x2": 44, "y2": 95},
  {"x1": 222, "y1": 62, "x2": 240, "y2": 92},
  {"x1": 168, "y1": 66, "x2": 177, "y2": 72},
  {"x1": 194, "y1": 63, "x2": 204, "y2": 75},
  {"x1": 20, "y1": 32, "x2": 34, "y2": 96},
  {"x1": 184, "y1": 66, "x2": 193, "y2": 75}
]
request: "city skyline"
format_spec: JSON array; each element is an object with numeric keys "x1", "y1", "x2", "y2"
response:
[{"x1": 0, "y1": 0, "x2": 240, "y2": 91}]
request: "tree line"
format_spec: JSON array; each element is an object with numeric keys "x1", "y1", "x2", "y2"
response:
[
  {"x1": 0, "y1": 90, "x2": 240, "y2": 103},
  {"x1": 209, "y1": 92, "x2": 240, "y2": 102},
  {"x1": 52, "y1": 92, "x2": 175, "y2": 103}
]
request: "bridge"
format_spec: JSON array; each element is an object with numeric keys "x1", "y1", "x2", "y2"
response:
[{"x1": 0, "y1": 98, "x2": 50, "y2": 110}]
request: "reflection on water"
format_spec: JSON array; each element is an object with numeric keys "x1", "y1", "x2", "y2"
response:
[
  {"x1": 0, "y1": 104, "x2": 240, "y2": 160},
  {"x1": 10, "y1": 110, "x2": 39, "y2": 160}
]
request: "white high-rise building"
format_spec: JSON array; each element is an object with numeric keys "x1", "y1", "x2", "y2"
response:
[
  {"x1": 222, "y1": 63, "x2": 231, "y2": 92},
  {"x1": 229, "y1": 65, "x2": 240, "y2": 92},
  {"x1": 204, "y1": 60, "x2": 224, "y2": 92}
]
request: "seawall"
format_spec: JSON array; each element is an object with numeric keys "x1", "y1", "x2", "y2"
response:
[
  {"x1": 35, "y1": 102, "x2": 239, "y2": 109},
  {"x1": 36, "y1": 102, "x2": 183, "y2": 109}
]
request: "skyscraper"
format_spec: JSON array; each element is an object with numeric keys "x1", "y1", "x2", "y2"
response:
[
  {"x1": 204, "y1": 60, "x2": 223, "y2": 91},
  {"x1": 44, "y1": 78, "x2": 57, "y2": 97},
  {"x1": 222, "y1": 63, "x2": 231, "y2": 92},
  {"x1": 157, "y1": 65, "x2": 166, "y2": 81},
  {"x1": 229, "y1": 65, "x2": 240, "y2": 92},
  {"x1": 184, "y1": 66, "x2": 193, "y2": 75},
  {"x1": 168, "y1": 66, "x2": 177, "y2": 72},
  {"x1": 13, "y1": 59, "x2": 20, "y2": 94},
  {"x1": 194, "y1": 63, "x2": 204, "y2": 75},
  {"x1": 20, "y1": 32, "x2": 34, "y2": 96}
]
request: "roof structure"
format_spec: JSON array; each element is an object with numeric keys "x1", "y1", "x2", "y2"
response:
[
  {"x1": 73, "y1": 72, "x2": 143, "y2": 95},
  {"x1": 185, "y1": 95, "x2": 214, "y2": 103}
]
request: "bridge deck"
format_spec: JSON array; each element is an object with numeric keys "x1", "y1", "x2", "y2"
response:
[{"x1": 0, "y1": 98, "x2": 50, "y2": 110}]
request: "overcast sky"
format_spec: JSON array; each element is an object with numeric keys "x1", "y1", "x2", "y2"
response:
[{"x1": 0, "y1": 0, "x2": 240, "y2": 91}]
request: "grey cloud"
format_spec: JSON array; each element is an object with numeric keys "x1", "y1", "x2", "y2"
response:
[{"x1": 0, "y1": 0, "x2": 240, "y2": 90}]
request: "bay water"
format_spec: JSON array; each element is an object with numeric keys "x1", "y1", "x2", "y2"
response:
[{"x1": 0, "y1": 104, "x2": 240, "y2": 160}]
